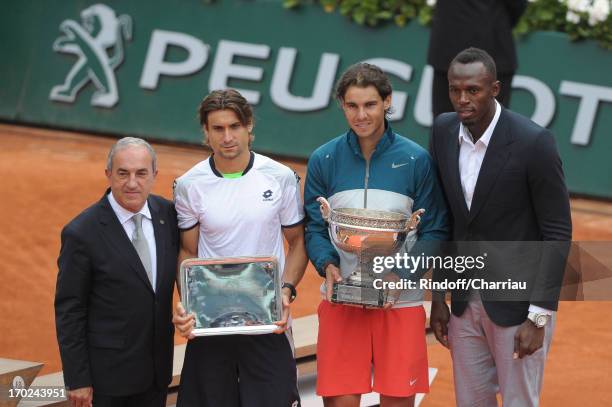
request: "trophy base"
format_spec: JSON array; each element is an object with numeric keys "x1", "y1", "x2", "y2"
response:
[{"x1": 331, "y1": 283, "x2": 387, "y2": 308}]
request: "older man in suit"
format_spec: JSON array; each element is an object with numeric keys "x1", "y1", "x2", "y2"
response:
[
  {"x1": 428, "y1": 48, "x2": 572, "y2": 407},
  {"x1": 55, "y1": 137, "x2": 179, "y2": 407}
]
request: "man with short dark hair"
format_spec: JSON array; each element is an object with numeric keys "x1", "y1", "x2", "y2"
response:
[
  {"x1": 304, "y1": 63, "x2": 449, "y2": 407},
  {"x1": 55, "y1": 137, "x2": 179, "y2": 407},
  {"x1": 429, "y1": 47, "x2": 572, "y2": 407},
  {"x1": 172, "y1": 89, "x2": 307, "y2": 407}
]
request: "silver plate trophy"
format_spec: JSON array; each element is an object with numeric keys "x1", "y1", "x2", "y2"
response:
[
  {"x1": 318, "y1": 197, "x2": 425, "y2": 308},
  {"x1": 179, "y1": 256, "x2": 281, "y2": 336}
]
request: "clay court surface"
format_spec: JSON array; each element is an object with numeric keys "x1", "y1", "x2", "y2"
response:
[{"x1": 1, "y1": 124, "x2": 611, "y2": 406}]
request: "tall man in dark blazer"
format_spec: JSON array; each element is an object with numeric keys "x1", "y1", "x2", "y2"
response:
[
  {"x1": 55, "y1": 137, "x2": 179, "y2": 407},
  {"x1": 428, "y1": 48, "x2": 572, "y2": 406},
  {"x1": 427, "y1": 0, "x2": 527, "y2": 117}
]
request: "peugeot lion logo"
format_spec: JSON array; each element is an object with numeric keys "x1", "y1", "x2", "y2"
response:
[{"x1": 49, "y1": 4, "x2": 132, "y2": 108}]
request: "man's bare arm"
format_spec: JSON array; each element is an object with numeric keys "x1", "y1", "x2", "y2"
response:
[
  {"x1": 177, "y1": 226, "x2": 199, "y2": 293},
  {"x1": 281, "y1": 223, "x2": 308, "y2": 288},
  {"x1": 173, "y1": 225, "x2": 199, "y2": 339},
  {"x1": 274, "y1": 223, "x2": 308, "y2": 333}
]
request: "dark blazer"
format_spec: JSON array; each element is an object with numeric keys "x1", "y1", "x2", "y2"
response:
[
  {"x1": 55, "y1": 191, "x2": 179, "y2": 396},
  {"x1": 427, "y1": 0, "x2": 527, "y2": 73},
  {"x1": 429, "y1": 108, "x2": 572, "y2": 326}
]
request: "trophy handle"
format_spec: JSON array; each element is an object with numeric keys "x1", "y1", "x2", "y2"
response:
[
  {"x1": 317, "y1": 197, "x2": 332, "y2": 221},
  {"x1": 407, "y1": 208, "x2": 426, "y2": 231}
]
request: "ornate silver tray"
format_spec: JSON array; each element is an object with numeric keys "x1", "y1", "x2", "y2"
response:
[{"x1": 179, "y1": 256, "x2": 281, "y2": 336}]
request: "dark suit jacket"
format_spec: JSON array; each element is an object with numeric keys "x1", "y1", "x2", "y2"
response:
[
  {"x1": 55, "y1": 191, "x2": 179, "y2": 396},
  {"x1": 429, "y1": 108, "x2": 572, "y2": 326},
  {"x1": 427, "y1": 0, "x2": 527, "y2": 73}
]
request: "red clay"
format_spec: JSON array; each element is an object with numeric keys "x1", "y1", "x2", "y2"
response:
[{"x1": 0, "y1": 124, "x2": 610, "y2": 405}]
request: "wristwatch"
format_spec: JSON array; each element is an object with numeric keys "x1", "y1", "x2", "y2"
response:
[
  {"x1": 527, "y1": 312, "x2": 549, "y2": 328},
  {"x1": 282, "y1": 282, "x2": 297, "y2": 303}
]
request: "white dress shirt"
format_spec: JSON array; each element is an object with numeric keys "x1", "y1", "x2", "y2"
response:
[
  {"x1": 457, "y1": 101, "x2": 551, "y2": 315},
  {"x1": 458, "y1": 100, "x2": 501, "y2": 211},
  {"x1": 108, "y1": 192, "x2": 158, "y2": 291}
]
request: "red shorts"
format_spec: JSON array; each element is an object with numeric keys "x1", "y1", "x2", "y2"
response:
[{"x1": 316, "y1": 300, "x2": 429, "y2": 397}]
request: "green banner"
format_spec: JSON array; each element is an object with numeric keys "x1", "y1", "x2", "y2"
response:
[{"x1": 1, "y1": 1, "x2": 611, "y2": 197}]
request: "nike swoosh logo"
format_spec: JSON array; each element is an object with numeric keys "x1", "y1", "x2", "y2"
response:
[
  {"x1": 392, "y1": 162, "x2": 409, "y2": 169},
  {"x1": 410, "y1": 378, "x2": 418, "y2": 386}
]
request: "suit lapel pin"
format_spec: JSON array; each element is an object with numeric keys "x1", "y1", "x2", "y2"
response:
[{"x1": 160, "y1": 219, "x2": 165, "y2": 225}]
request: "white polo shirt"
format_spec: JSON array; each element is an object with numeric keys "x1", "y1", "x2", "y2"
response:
[{"x1": 173, "y1": 152, "x2": 304, "y2": 277}]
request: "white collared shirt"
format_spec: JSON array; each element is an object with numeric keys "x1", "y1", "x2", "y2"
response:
[
  {"x1": 456, "y1": 101, "x2": 551, "y2": 315},
  {"x1": 108, "y1": 192, "x2": 158, "y2": 291},
  {"x1": 458, "y1": 100, "x2": 501, "y2": 211}
]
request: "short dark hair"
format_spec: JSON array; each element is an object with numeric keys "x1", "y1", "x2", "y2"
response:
[
  {"x1": 198, "y1": 89, "x2": 254, "y2": 128},
  {"x1": 450, "y1": 47, "x2": 497, "y2": 80},
  {"x1": 335, "y1": 63, "x2": 393, "y2": 109}
]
